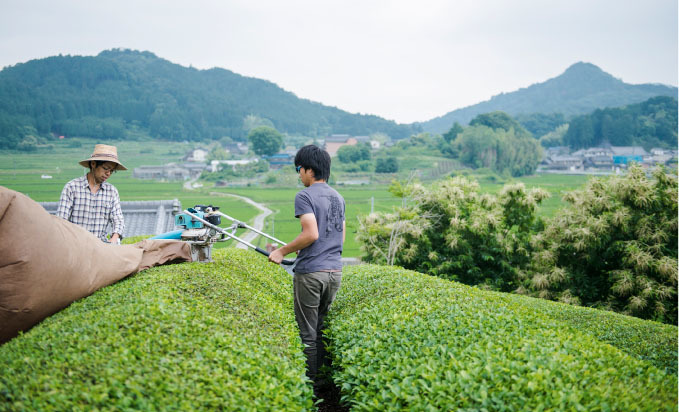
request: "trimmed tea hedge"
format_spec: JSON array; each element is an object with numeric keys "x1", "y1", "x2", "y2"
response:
[
  {"x1": 326, "y1": 265, "x2": 678, "y2": 411},
  {"x1": 0, "y1": 248, "x2": 314, "y2": 411}
]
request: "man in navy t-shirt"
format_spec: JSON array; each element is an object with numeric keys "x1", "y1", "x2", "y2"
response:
[{"x1": 268, "y1": 145, "x2": 345, "y2": 393}]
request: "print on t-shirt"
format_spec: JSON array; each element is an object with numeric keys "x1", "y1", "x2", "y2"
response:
[{"x1": 324, "y1": 194, "x2": 344, "y2": 234}]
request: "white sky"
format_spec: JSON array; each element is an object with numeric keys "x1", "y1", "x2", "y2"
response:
[{"x1": 0, "y1": 0, "x2": 676, "y2": 124}]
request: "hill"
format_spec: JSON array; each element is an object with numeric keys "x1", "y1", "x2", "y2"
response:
[
  {"x1": 421, "y1": 62, "x2": 678, "y2": 134},
  {"x1": 0, "y1": 49, "x2": 420, "y2": 150}
]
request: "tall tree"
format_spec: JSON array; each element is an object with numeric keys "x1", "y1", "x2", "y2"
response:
[{"x1": 247, "y1": 126, "x2": 283, "y2": 156}]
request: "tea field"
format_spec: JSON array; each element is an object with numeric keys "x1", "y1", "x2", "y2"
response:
[{"x1": 0, "y1": 249, "x2": 676, "y2": 411}]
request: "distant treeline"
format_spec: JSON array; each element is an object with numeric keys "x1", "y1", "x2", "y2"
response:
[
  {"x1": 0, "y1": 49, "x2": 419, "y2": 150},
  {"x1": 0, "y1": 49, "x2": 676, "y2": 155},
  {"x1": 562, "y1": 96, "x2": 677, "y2": 149}
]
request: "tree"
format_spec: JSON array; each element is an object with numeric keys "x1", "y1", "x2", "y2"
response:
[
  {"x1": 247, "y1": 126, "x2": 283, "y2": 156},
  {"x1": 357, "y1": 177, "x2": 549, "y2": 292},
  {"x1": 515, "y1": 113, "x2": 567, "y2": 138},
  {"x1": 526, "y1": 166, "x2": 677, "y2": 324},
  {"x1": 375, "y1": 157, "x2": 398, "y2": 173},
  {"x1": 337, "y1": 143, "x2": 370, "y2": 163},
  {"x1": 442, "y1": 122, "x2": 464, "y2": 143},
  {"x1": 539, "y1": 124, "x2": 569, "y2": 147},
  {"x1": 456, "y1": 125, "x2": 541, "y2": 177},
  {"x1": 207, "y1": 145, "x2": 230, "y2": 162},
  {"x1": 470, "y1": 111, "x2": 533, "y2": 139},
  {"x1": 562, "y1": 96, "x2": 677, "y2": 149}
]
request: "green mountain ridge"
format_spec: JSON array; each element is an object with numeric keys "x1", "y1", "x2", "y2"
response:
[
  {"x1": 1, "y1": 51, "x2": 676, "y2": 150},
  {"x1": 0, "y1": 49, "x2": 420, "y2": 149},
  {"x1": 421, "y1": 62, "x2": 678, "y2": 134}
]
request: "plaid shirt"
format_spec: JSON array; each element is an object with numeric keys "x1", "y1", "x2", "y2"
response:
[{"x1": 57, "y1": 175, "x2": 125, "y2": 242}]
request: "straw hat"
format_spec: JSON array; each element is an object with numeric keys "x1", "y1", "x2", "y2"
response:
[{"x1": 79, "y1": 144, "x2": 127, "y2": 170}]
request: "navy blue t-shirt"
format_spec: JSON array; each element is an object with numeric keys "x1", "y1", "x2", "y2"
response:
[{"x1": 293, "y1": 182, "x2": 345, "y2": 273}]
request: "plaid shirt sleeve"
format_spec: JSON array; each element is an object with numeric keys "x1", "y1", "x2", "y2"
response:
[
  {"x1": 109, "y1": 186, "x2": 125, "y2": 239},
  {"x1": 56, "y1": 179, "x2": 76, "y2": 220}
]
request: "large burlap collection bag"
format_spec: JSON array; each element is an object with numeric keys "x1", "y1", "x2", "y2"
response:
[{"x1": 0, "y1": 186, "x2": 193, "y2": 344}]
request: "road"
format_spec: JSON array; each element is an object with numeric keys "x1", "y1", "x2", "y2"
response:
[{"x1": 210, "y1": 192, "x2": 275, "y2": 248}]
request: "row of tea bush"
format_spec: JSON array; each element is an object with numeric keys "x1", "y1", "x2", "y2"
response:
[
  {"x1": 0, "y1": 248, "x2": 314, "y2": 411},
  {"x1": 326, "y1": 265, "x2": 677, "y2": 411},
  {"x1": 2, "y1": 250, "x2": 676, "y2": 411}
]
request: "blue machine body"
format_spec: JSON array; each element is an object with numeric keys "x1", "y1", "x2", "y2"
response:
[
  {"x1": 175, "y1": 210, "x2": 206, "y2": 229},
  {"x1": 150, "y1": 210, "x2": 206, "y2": 239}
]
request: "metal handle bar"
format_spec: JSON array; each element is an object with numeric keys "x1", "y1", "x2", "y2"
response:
[
  {"x1": 182, "y1": 210, "x2": 295, "y2": 266},
  {"x1": 214, "y1": 210, "x2": 288, "y2": 246}
]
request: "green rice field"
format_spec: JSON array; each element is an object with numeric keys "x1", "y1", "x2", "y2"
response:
[{"x1": 1, "y1": 138, "x2": 595, "y2": 258}]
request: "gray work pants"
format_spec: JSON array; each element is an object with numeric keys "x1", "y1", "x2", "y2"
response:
[{"x1": 293, "y1": 270, "x2": 342, "y2": 384}]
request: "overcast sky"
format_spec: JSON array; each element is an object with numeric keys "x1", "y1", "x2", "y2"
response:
[{"x1": 0, "y1": 0, "x2": 676, "y2": 124}]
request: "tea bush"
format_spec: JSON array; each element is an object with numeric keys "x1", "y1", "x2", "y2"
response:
[
  {"x1": 326, "y1": 265, "x2": 677, "y2": 411},
  {"x1": 0, "y1": 248, "x2": 314, "y2": 411}
]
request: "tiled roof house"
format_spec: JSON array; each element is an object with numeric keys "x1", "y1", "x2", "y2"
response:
[
  {"x1": 40, "y1": 199, "x2": 181, "y2": 238},
  {"x1": 324, "y1": 135, "x2": 358, "y2": 157}
]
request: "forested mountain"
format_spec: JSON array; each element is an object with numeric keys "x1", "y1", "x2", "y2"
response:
[
  {"x1": 563, "y1": 95, "x2": 677, "y2": 149},
  {"x1": 0, "y1": 49, "x2": 419, "y2": 150},
  {"x1": 421, "y1": 62, "x2": 678, "y2": 134}
]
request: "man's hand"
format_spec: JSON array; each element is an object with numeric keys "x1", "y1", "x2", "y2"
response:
[
  {"x1": 110, "y1": 233, "x2": 121, "y2": 245},
  {"x1": 267, "y1": 213, "x2": 318, "y2": 265},
  {"x1": 268, "y1": 248, "x2": 284, "y2": 264}
]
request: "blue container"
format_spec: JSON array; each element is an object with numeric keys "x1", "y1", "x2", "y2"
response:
[{"x1": 150, "y1": 229, "x2": 184, "y2": 240}]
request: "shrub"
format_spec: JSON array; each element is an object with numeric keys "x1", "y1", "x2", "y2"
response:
[
  {"x1": 527, "y1": 165, "x2": 678, "y2": 324},
  {"x1": 358, "y1": 177, "x2": 548, "y2": 292},
  {"x1": 326, "y1": 265, "x2": 677, "y2": 411},
  {"x1": 337, "y1": 143, "x2": 371, "y2": 163},
  {"x1": 0, "y1": 249, "x2": 314, "y2": 411},
  {"x1": 374, "y1": 157, "x2": 398, "y2": 173}
]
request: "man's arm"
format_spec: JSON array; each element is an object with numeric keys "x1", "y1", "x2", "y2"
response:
[
  {"x1": 268, "y1": 213, "x2": 318, "y2": 264},
  {"x1": 56, "y1": 184, "x2": 74, "y2": 220},
  {"x1": 109, "y1": 189, "x2": 125, "y2": 243}
]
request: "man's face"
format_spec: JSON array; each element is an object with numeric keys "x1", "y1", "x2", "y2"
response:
[
  {"x1": 297, "y1": 166, "x2": 313, "y2": 187},
  {"x1": 91, "y1": 161, "x2": 117, "y2": 184}
]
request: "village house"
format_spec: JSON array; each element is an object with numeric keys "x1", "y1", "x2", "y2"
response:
[
  {"x1": 324, "y1": 135, "x2": 357, "y2": 157},
  {"x1": 323, "y1": 134, "x2": 374, "y2": 156},
  {"x1": 133, "y1": 162, "x2": 206, "y2": 180},
  {"x1": 543, "y1": 155, "x2": 584, "y2": 171},
  {"x1": 224, "y1": 142, "x2": 249, "y2": 155},
  {"x1": 210, "y1": 158, "x2": 258, "y2": 172},
  {"x1": 40, "y1": 199, "x2": 181, "y2": 237},
  {"x1": 543, "y1": 143, "x2": 675, "y2": 172},
  {"x1": 262, "y1": 152, "x2": 295, "y2": 169},
  {"x1": 611, "y1": 146, "x2": 648, "y2": 165},
  {"x1": 649, "y1": 148, "x2": 675, "y2": 165},
  {"x1": 183, "y1": 148, "x2": 209, "y2": 162}
]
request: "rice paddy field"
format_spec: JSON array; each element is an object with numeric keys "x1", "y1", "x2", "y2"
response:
[{"x1": 1, "y1": 138, "x2": 593, "y2": 258}]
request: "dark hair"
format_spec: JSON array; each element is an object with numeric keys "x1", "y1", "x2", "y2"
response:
[
  {"x1": 89, "y1": 160, "x2": 116, "y2": 172},
  {"x1": 294, "y1": 145, "x2": 331, "y2": 181}
]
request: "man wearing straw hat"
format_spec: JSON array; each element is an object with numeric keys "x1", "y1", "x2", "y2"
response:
[{"x1": 57, "y1": 144, "x2": 126, "y2": 243}]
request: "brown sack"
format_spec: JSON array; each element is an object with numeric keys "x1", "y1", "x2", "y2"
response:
[
  {"x1": 0, "y1": 186, "x2": 192, "y2": 344},
  {"x1": 133, "y1": 238, "x2": 193, "y2": 271}
]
